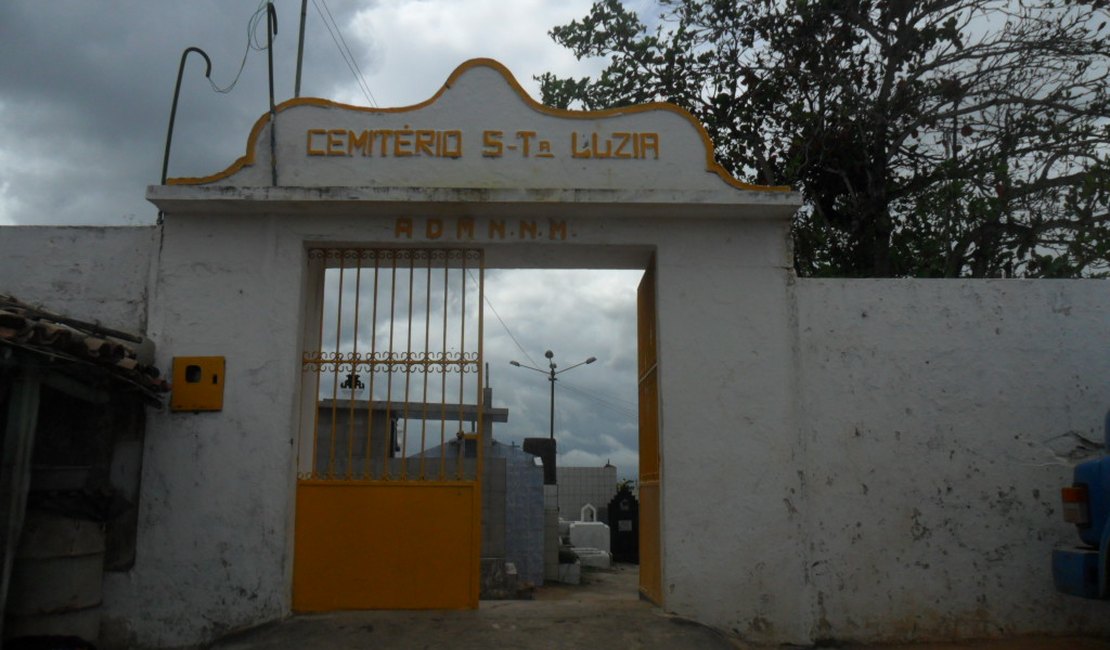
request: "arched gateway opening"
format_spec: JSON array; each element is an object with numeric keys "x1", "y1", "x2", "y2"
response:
[{"x1": 148, "y1": 58, "x2": 799, "y2": 635}]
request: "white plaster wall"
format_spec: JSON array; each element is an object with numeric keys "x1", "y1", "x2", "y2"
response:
[
  {"x1": 654, "y1": 217, "x2": 810, "y2": 644},
  {"x1": 795, "y1": 279, "x2": 1110, "y2": 642},
  {"x1": 0, "y1": 226, "x2": 156, "y2": 332},
  {"x1": 100, "y1": 214, "x2": 306, "y2": 647}
]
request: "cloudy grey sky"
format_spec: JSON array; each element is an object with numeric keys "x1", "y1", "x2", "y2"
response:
[
  {"x1": 484, "y1": 268, "x2": 640, "y2": 476},
  {"x1": 0, "y1": 0, "x2": 646, "y2": 479}
]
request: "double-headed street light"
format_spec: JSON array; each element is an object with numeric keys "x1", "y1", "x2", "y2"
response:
[{"x1": 510, "y1": 350, "x2": 597, "y2": 440}]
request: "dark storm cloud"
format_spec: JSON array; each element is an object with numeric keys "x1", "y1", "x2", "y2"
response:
[{"x1": 0, "y1": 1, "x2": 372, "y2": 224}]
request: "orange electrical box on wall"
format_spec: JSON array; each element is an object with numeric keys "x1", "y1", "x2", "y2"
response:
[{"x1": 171, "y1": 356, "x2": 225, "y2": 411}]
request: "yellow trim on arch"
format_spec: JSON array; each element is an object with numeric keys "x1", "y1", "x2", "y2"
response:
[{"x1": 168, "y1": 57, "x2": 791, "y2": 192}]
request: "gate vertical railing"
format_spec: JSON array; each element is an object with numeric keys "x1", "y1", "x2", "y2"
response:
[
  {"x1": 299, "y1": 248, "x2": 484, "y2": 482},
  {"x1": 293, "y1": 246, "x2": 485, "y2": 611}
]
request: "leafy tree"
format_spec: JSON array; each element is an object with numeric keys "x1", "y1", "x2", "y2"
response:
[{"x1": 539, "y1": 0, "x2": 1110, "y2": 277}]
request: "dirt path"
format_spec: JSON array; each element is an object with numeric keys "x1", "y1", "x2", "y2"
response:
[{"x1": 210, "y1": 564, "x2": 1109, "y2": 650}]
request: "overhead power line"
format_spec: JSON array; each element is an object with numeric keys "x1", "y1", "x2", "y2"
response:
[
  {"x1": 209, "y1": 1, "x2": 272, "y2": 94},
  {"x1": 467, "y1": 270, "x2": 538, "y2": 368},
  {"x1": 559, "y1": 380, "x2": 637, "y2": 420},
  {"x1": 311, "y1": 0, "x2": 377, "y2": 106}
]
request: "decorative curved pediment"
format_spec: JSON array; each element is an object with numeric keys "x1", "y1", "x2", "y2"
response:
[{"x1": 168, "y1": 58, "x2": 789, "y2": 194}]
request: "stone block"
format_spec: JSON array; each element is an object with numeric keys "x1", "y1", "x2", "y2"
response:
[{"x1": 575, "y1": 547, "x2": 612, "y2": 569}]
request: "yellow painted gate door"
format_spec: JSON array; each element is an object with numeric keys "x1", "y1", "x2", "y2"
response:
[
  {"x1": 293, "y1": 247, "x2": 484, "y2": 611},
  {"x1": 637, "y1": 262, "x2": 663, "y2": 605}
]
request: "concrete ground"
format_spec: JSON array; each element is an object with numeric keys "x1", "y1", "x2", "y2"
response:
[{"x1": 209, "y1": 564, "x2": 1110, "y2": 650}]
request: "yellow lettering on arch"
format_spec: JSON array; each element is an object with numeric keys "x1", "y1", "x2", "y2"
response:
[
  {"x1": 612, "y1": 132, "x2": 632, "y2": 159},
  {"x1": 548, "y1": 219, "x2": 567, "y2": 241},
  {"x1": 394, "y1": 127, "x2": 414, "y2": 157},
  {"x1": 306, "y1": 129, "x2": 326, "y2": 156},
  {"x1": 457, "y1": 218, "x2": 476, "y2": 240},
  {"x1": 443, "y1": 131, "x2": 463, "y2": 158},
  {"x1": 395, "y1": 217, "x2": 414, "y2": 239},
  {"x1": 348, "y1": 130, "x2": 370, "y2": 156},
  {"x1": 516, "y1": 131, "x2": 536, "y2": 157},
  {"x1": 327, "y1": 130, "x2": 346, "y2": 156},
  {"x1": 415, "y1": 130, "x2": 436, "y2": 156},
  {"x1": 377, "y1": 130, "x2": 393, "y2": 156},
  {"x1": 426, "y1": 218, "x2": 444, "y2": 239},
  {"x1": 571, "y1": 132, "x2": 591, "y2": 159},
  {"x1": 519, "y1": 221, "x2": 538, "y2": 240},
  {"x1": 482, "y1": 131, "x2": 504, "y2": 158},
  {"x1": 488, "y1": 220, "x2": 506, "y2": 239}
]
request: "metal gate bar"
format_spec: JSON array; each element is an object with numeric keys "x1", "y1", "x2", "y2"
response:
[{"x1": 300, "y1": 248, "x2": 484, "y2": 482}]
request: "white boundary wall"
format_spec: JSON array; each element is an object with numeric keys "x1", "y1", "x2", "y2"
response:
[
  {"x1": 795, "y1": 279, "x2": 1110, "y2": 641},
  {"x1": 0, "y1": 226, "x2": 156, "y2": 332},
  {"x1": 98, "y1": 215, "x2": 307, "y2": 647},
  {"x1": 1, "y1": 228, "x2": 1108, "y2": 646}
]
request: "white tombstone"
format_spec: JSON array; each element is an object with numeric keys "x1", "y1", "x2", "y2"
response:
[{"x1": 569, "y1": 521, "x2": 610, "y2": 553}]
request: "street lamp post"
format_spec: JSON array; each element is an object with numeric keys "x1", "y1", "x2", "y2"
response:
[{"x1": 510, "y1": 350, "x2": 596, "y2": 440}]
